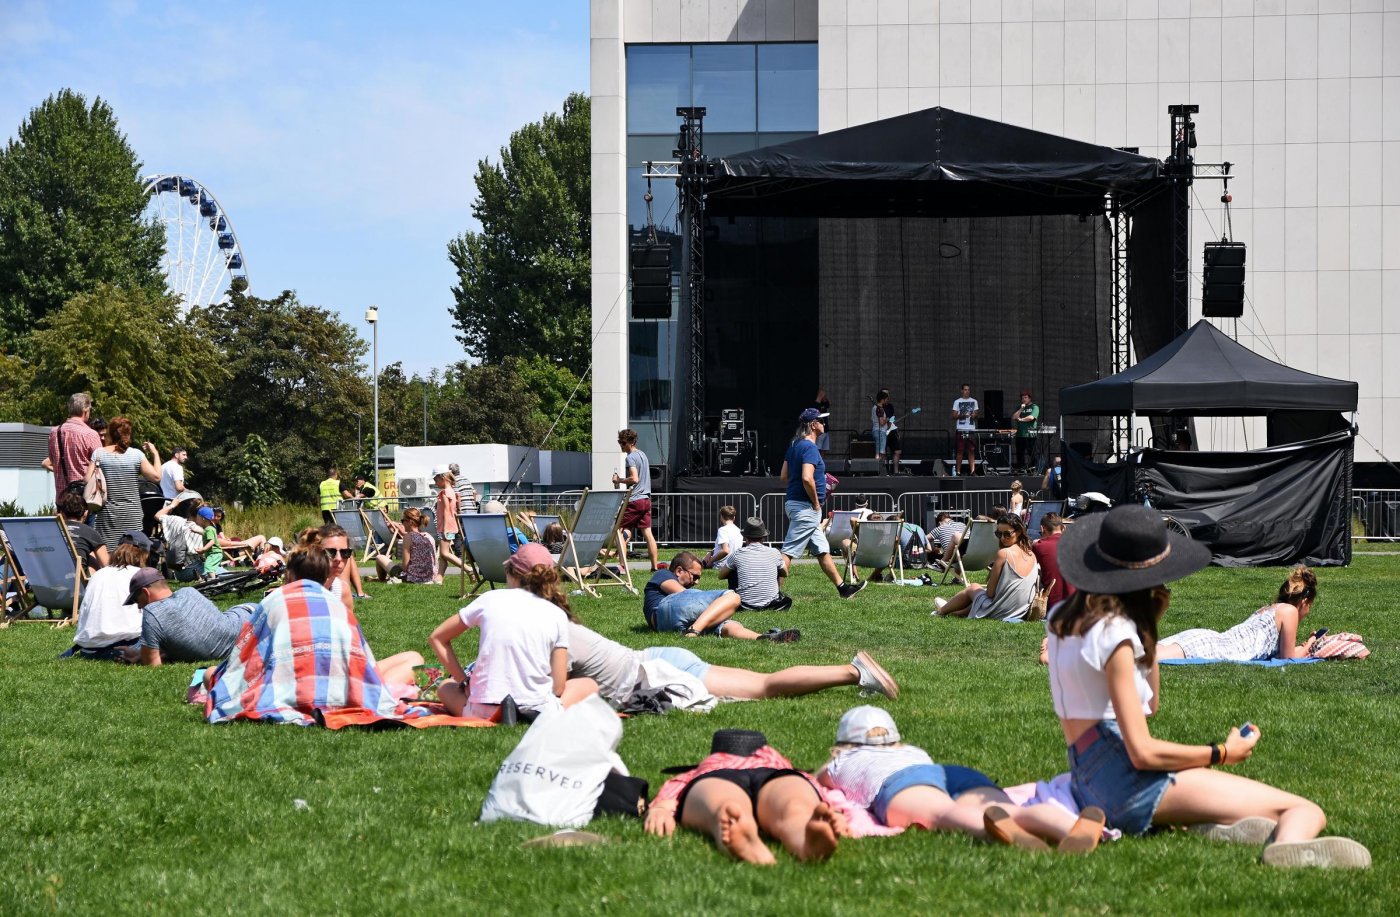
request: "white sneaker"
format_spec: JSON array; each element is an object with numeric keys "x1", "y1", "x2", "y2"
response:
[
  {"x1": 1261, "y1": 837, "x2": 1371, "y2": 869},
  {"x1": 851, "y1": 650, "x2": 899, "y2": 700},
  {"x1": 1190, "y1": 817, "x2": 1277, "y2": 845}
]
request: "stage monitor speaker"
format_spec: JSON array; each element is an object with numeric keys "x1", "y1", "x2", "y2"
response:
[
  {"x1": 984, "y1": 443, "x2": 1010, "y2": 471},
  {"x1": 630, "y1": 243, "x2": 672, "y2": 318},
  {"x1": 849, "y1": 440, "x2": 876, "y2": 460},
  {"x1": 1202, "y1": 241, "x2": 1246, "y2": 318},
  {"x1": 984, "y1": 389, "x2": 1004, "y2": 426}
]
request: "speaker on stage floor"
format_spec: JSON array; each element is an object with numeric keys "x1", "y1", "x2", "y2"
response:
[{"x1": 984, "y1": 443, "x2": 1010, "y2": 471}]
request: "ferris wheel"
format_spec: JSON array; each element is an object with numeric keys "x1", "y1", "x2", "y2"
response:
[{"x1": 142, "y1": 173, "x2": 249, "y2": 309}]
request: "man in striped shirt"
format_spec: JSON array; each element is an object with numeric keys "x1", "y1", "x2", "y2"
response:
[
  {"x1": 713, "y1": 517, "x2": 791, "y2": 611},
  {"x1": 47, "y1": 392, "x2": 102, "y2": 500}
]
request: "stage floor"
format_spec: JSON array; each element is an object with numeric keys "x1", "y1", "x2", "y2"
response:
[{"x1": 673, "y1": 473, "x2": 1044, "y2": 499}]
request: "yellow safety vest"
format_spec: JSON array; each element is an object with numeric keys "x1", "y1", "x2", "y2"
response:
[{"x1": 319, "y1": 477, "x2": 341, "y2": 511}]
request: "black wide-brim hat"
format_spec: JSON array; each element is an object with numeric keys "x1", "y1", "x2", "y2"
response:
[
  {"x1": 1058, "y1": 504, "x2": 1211, "y2": 595},
  {"x1": 710, "y1": 729, "x2": 768, "y2": 757}
]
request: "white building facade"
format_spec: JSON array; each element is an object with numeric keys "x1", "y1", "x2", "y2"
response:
[{"x1": 591, "y1": 0, "x2": 1400, "y2": 483}]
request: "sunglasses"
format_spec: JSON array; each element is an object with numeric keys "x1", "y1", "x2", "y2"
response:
[
  {"x1": 327, "y1": 547, "x2": 355, "y2": 559},
  {"x1": 996, "y1": 530, "x2": 1016, "y2": 539}
]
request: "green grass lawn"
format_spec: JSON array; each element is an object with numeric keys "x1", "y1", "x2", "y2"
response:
[{"x1": 2, "y1": 555, "x2": 1397, "y2": 915}]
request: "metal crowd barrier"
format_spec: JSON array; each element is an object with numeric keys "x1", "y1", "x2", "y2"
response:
[
  {"x1": 1352, "y1": 489, "x2": 1400, "y2": 542},
  {"x1": 646, "y1": 492, "x2": 759, "y2": 547},
  {"x1": 896, "y1": 489, "x2": 1020, "y2": 532}
]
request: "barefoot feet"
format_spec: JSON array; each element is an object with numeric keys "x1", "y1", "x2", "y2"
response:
[
  {"x1": 800, "y1": 803, "x2": 842, "y2": 862},
  {"x1": 718, "y1": 802, "x2": 775, "y2": 865}
]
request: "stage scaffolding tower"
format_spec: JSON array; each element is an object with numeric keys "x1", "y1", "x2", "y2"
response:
[
  {"x1": 675, "y1": 106, "x2": 710, "y2": 473},
  {"x1": 1109, "y1": 194, "x2": 1133, "y2": 455}
]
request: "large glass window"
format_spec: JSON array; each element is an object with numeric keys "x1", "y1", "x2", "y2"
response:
[
  {"x1": 629, "y1": 321, "x2": 673, "y2": 419},
  {"x1": 692, "y1": 44, "x2": 757, "y2": 133},
  {"x1": 758, "y1": 43, "x2": 818, "y2": 132},
  {"x1": 627, "y1": 45, "x2": 691, "y2": 133}
]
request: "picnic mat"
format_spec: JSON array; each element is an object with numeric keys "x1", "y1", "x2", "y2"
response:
[{"x1": 203, "y1": 579, "x2": 491, "y2": 728}]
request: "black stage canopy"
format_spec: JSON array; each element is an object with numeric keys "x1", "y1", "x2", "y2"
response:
[
  {"x1": 707, "y1": 106, "x2": 1163, "y2": 218},
  {"x1": 1060, "y1": 320, "x2": 1359, "y2": 416}
]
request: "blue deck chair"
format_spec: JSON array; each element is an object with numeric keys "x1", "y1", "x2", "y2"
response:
[
  {"x1": 0, "y1": 515, "x2": 87, "y2": 626},
  {"x1": 457, "y1": 512, "x2": 513, "y2": 597}
]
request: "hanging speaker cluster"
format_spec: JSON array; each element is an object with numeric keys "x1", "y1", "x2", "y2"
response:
[
  {"x1": 630, "y1": 243, "x2": 672, "y2": 319},
  {"x1": 1202, "y1": 241, "x2": 1246, "y2": 318}
]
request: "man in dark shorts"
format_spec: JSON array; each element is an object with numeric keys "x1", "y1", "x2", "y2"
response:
[
  {"x1": 951, "y1": 384, "x2": 979, "y2": 477},
  {"x1": 612, "y1": 428, "x2": 659, "y2": 571}
]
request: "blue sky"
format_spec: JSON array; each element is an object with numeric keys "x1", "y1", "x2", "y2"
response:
[{"x1": 0, "y1": 0, "x2": 590, "y2": 375}]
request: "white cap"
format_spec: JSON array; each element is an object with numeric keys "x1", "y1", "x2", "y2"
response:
[
  {"x1": 836, "y1": 705, "x2": 900, "y2": 746},
  {"x1": 431, "y1": 464, "x2": 451, "y2": 477},
  {"x1": 267, "y1": 536, "x2": 284, "y2": 551}
]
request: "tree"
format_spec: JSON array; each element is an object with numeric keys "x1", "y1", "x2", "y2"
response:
[
  {"x1": 20, "y1": 283, "x2": 224, "y2": 448},
  {"x1": 516, "y1": 355, "x2": 591, "y2": 453},
  {"x1": 0, "y1": 90, "x2": 165, "y2": 344},
  {"x1": 227, "y1": 433, "x2": 282, "y2": 507},
  {"x1": 447, "y1": 93, "x2": 590, "y2": 374},
  {"x1": 191, "y1": 290, "x2": 370, "y2": 502},
  {"x1": 434, "y1": 360, "x2": 545, "y2": 447}
]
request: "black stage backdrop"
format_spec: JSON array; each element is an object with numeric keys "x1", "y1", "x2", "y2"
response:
[{"x1": 817, "y1": 215, "x2": 1110, "y2": 463}]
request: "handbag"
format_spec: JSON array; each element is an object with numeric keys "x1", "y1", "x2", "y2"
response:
[
  {"x1": 1026, "y1": 578, "x2": 1055, "y2": 622},
  {"x1": 480, "y1": 693, "x2": 628, "y2": 828},
  {"x1": 82, "y1": 458, "x2": 107, "y2": 512}
]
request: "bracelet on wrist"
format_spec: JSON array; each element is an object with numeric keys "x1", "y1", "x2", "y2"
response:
[{"x1": 1209, "y1": 743, "x2": 1222, "y2": 766}]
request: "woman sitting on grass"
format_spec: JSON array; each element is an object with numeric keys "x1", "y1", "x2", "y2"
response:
[
  {"x1": 934, "y1": 513, "x2": 1039, "y2": 621},
  {"x1": 817, "y1": 706, "x2": 1104, "y2": 853},
  {"x1": 645, "y1": 729, "x2": 848, "y2": 865},
  {"x1": 429, "y1": 543, "x2": 596, "y2": 720},
  {"x1": 1158, "y1": 565, "x2": 1322, "y2": 662},
  {"x1": 69, "y1": 535, "x2": 148, "y2": 658},
  {"x1": 1045, "y1": 504, "x2": 1369, "y2": 869},
  {"x1": 373, "y1": 507, "x2": 439, "y2": 584}
]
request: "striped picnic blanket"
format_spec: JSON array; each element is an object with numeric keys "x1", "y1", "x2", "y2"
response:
[{"x1": 206, "y1": 579, "x2": 421, "y2": 726}]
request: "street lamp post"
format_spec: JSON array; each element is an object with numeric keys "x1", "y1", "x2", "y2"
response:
[
  {"x1": 366, "y1": 306, "x2": 379, "y2": 488},
  {"x1": 353, "y1": 412, "x2": 363, "y2": 453}
]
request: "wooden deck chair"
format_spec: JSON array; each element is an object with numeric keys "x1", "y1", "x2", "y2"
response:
[
  {"x1": 456, "y1": 512, "x2": 515, "y2": 597},
  {"x1": 559, "y1": 489, "x2": 636, "y2": 598},
  {"x1": 366, "y1": 507, "x2": 400, "y2": 558},
  {"x1": 941, "y1": 519, "x2": 999, "y2": 586},
  {"x1": 844, "y1": 516, "x2": 905, "y2": 586},
  {"x1": 0, "y1": 515, "x2": 88, "y2": 627},
  {"x1": 331, "y1": 508, "x2": 376, "y2": 565},
  {"x1": 825, "y1": 510, "x2": 862, "y2": 557},
  {"x1": 1025, "y1": 501, "x2": 1062, "y2": 542}
]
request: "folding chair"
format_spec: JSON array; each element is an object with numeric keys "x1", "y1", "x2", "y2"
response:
[
  {"x1": 558, "y1": 489, "x2": 636, "y2": 598},
  {"x1": 844, "y1": 516, "x2": 905, "y2": 586},
  {"x1": 366, "y1": 507, "x2": 401, "y2": 559},
  {"x1": 457, "y1": 512, "x2": 514, "y2": 597},
  {"x1": 0, "y1": 515, "x2": 88, "y2": 627},
  {"x1": 941, "y1": 519, "x2": 999, "y2": 586},
  {"x1": 825, "y1": 510, "x2": 862, "y2": 557},
  {"x1": 1025, "y1": 500, "x2": 1062, "y2": 542},
  {"x1": 331, "y1": 508, "x2": 376, "y2": 565}
]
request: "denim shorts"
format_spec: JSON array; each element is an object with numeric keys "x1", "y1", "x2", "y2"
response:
[
  {"x1": 782, "y1": 500, "x2": 830, "y2": 558},
  {"x1": 1068, "y1": 720, "x2": 1176, "y2": 836},
  {"x1": 642, "y1": 646, "x2": 711, "y2": 680},
  {"x1": 869, "y1": 763, "x2": 997, "y2": 825},
  {"x1": 648, "y1": 588, "x2": 730, "y2": 634},
  {"x1": 872, "y1": 427, "x2": 888, "y2": 454}
]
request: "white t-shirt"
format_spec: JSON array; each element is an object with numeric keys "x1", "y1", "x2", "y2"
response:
[
  {"x1": 823, "y1": 744, "x2": 936, "y2": 808},
  {"x1": 953, "y1": 396, "x2": 979, "y2": 432},
  {"x1": 567, "y1": 623, "x2": 642, "y2": 706},
  {"x1": 1046, "y1": 611, "x2": 1155, "y2": 720},
  {"x1": 712, "y1": 522, "x2": 742, "y2": 560},
  {"x1": 74, "y1": 565, "x2": 142, "y2": 648},
  {"x1": 459, "y1": 589, "x2": 569, "y2": 711},
  {"x1": 159, "y1": 459, "x2": 185, "y2": 500}
]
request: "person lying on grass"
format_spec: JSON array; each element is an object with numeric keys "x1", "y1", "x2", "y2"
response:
[
  {"x1": 645, "y1": 729, "x2": 848, "y2": 865},
  {"x1": 1158, "y1": 565, "x2": 1324, "y2": 662},
  {"x1": 429, "y1": 543, "x2": 598, "y2": 721},
  {"x1": 566, "y1": 621, "x2": 897, "y2": 706},
  {"x1": 1045, "y1": 504, "x2": 1370, "y2": 869},
  {"x1": 122, "y1": 568, "x2": 254, "y2": 666},
  {"x1": 817, "y1": 706, "x2": 1104, "y2": 853},
  {"x1": 643, "y1": 551, "x2": 799, "y2": 643}
]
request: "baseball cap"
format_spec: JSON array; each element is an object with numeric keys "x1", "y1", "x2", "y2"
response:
[
  {"x1": 798, "y1": 407, "x2": 830, "y2": 423},
  {"x1": 123, "y1": 567, "x2": 165, "y2": 606},
  {"x1": 836, "y1": 705, "x2": 901, "y2": 746},
  {"x1": 119, "y1": 531, "x2": 152, "y2": 551},
  {"x1": 268, "y1": 536, "x2": 284, "y2": 551},
  {"x1": 197, "y1": 506, "x2": 215, "y2": 520},
  {"x1": 431, "y1": 464, "x2": 451, "y2": 477},
  {"x1": 505, "y1": 542, "x2": 554, "y2": 576}
]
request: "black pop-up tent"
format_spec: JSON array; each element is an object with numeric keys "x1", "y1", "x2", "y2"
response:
[{"x1": 1060, "y1": 321, "x2": 1358, "y2": 566}]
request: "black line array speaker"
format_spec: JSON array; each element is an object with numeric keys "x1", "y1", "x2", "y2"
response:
[
  {"x1": 630, "y1": 243, "x2": 672, "y2": 319},
  {"x1": 1202, "y1": 241, "x2": 1246, "y2": 318}
]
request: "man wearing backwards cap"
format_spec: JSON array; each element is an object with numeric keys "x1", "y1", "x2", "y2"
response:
[
  {"x1": 780, "y1": 408, "x2": 866, "y2": 600},
  {"x1": 121, "y1": 569, "x2": 254, "y2": 666}
]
